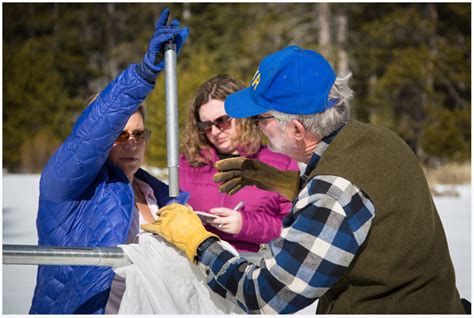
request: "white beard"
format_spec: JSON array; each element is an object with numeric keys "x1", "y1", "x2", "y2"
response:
[
  {"x1": 267, "y1": 137, "x2": 286, "y2": 153},
  {"x1": 267, "y1": 133, "x2": 297, "y2": 158}
]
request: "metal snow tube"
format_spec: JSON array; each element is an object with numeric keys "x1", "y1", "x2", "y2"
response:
[
  {"x1": 3, "y1": 244, "x2": 262, "y2": 267},
  {"x1": 164, "y1": 42, "x2": 180, "y2": 198},
  {"x1": 3, "y1": 244, "x2": 132, "y2": 267}
]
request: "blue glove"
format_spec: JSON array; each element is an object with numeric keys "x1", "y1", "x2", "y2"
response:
[{"x1": 137, "y1": 8, "x2": 189, "y2": 82}]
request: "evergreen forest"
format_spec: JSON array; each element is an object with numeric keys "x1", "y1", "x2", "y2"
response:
[{"x1": 3, "y1": 3, "x2": 471, "y2": 172}]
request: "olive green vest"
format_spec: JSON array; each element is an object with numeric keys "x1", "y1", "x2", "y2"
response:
[{"x1": 309, "y1": 120, "x2": 464, "y2": 314}]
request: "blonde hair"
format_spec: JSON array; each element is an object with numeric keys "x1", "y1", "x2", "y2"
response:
[{"x1": 182, "y1": 74, "x2": 262, "y2": 166}]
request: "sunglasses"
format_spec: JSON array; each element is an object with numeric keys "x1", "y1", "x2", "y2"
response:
[
  {"x1": 115, "y1": 129, "x2": 151, "y2": 144},
  {"x1": 197, "y1": 115, "x2": 232, "y2": 133},
  {"x1": 250, "y1": 115, "x2": 275, "y2": 126}
]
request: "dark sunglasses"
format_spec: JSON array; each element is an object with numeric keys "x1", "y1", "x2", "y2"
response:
[
  {"x1": 250, "y1": 115, "x2": 275, "y2": 126},
  {"x1": 115, "y1": 129, "x2": 151, "y2": 144},
  {"x1": 197, "y1": 115, "x2": 232, "y2": 133}
]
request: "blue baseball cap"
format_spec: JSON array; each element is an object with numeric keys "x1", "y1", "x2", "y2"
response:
[{"x1": 225, "y1": 45, "x2": 337, "y2": 118}]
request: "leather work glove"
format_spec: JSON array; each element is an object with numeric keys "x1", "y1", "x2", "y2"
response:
[
  {"x1": 137, "y1": 8, "x2": 189, "y2": 82},
  {"x1": 140, "y1": 203, "x2": 219, "y2": 263},
  {"x1": 214, "y1": 157, "x2": 300, "y2": 201}
]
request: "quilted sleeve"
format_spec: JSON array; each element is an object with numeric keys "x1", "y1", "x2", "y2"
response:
[{"x1": 40, "y1": 65, "x2": 155, "y2": 202}]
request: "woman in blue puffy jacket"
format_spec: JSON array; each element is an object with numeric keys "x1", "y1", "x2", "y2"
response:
[{"x1": 29, "y1": 8, "x2": 189, "y2": 314}]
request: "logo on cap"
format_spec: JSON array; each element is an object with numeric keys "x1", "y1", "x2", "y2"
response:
[{"x1": 251, "y1": 70, "x2": 261, "y2": 90}]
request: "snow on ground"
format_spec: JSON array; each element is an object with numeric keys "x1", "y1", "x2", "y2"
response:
[
  {"x1": 2, "y1": 174, "x2": 471, "y2": 314},
  {"x1": 432, "y1": 184, "x2": 471, "y2": 301},
  {"x1": 3, "y1": 174, "x2": 41, "y2": 314}
]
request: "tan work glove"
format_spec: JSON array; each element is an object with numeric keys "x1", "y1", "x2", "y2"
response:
[
  {"x1": 140, "y1": 203, "x2": 219, "y2": 263},
  {"x1": 213, "y1": 157, "x2": 300, "y2": 201}
]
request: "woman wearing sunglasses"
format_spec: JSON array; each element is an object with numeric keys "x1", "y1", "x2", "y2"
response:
[
  {"x1": 179, "y1": 75, "x2": 299, "y2": 253},
  {"x1": 30, "y1": 8, "x2": 189, "y2": 314}
]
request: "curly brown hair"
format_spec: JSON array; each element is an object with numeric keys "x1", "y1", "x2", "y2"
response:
[{"x1": 182, "y1": 74, "x2": 262, "y2": 166}]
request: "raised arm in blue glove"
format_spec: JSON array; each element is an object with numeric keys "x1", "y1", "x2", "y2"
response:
[{"x1": 136, "y1": 7, "x2": 189, "y2": 83}]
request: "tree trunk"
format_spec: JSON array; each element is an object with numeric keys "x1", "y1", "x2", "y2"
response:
[
  {"x1": 418, "y1": 4, "x2": 438, "y2": 160},
  {"x1": 368, "y1": 74, "x2": 378, "y2": 121},
  {"x1": 426, "y1": 4, "x2": 437, "y2": 96},
  {"x1": 53, "y1": 4, "x2": 59, "y2": 43},
  {"x1": 336, "y1": 13, "x2": 348, "y2": 76},
  {"x1": 318, "y1": 3, "x2": 331, "y2": 57},
  {"x1": 106, "y1": 3, "x2": 120, "y2": 79},
  {"x1": 183, "y1": 2, "x2": 191, "y2": 21}
]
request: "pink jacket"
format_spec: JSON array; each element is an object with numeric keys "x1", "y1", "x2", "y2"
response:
[{"x1": 179, "y1": 145, "x2": 299, "y2": 252}]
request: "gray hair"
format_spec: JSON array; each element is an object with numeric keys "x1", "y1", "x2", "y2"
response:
[{"x1": 270, "y1": 73, "x2": 353, "y2": 138}]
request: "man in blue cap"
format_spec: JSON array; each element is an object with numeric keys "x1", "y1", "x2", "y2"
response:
[{"x1": 141, "y1": 46, "x2": 465, "y2": 314}]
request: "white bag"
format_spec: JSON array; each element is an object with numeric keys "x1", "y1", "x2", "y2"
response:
[{"x1": 116, "y1": 234, "x2": 243, "y2": 314}]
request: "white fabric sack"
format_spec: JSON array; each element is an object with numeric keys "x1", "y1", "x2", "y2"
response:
[{"x1": 116, "y1": 234, "x2": 244, "y2": 314}]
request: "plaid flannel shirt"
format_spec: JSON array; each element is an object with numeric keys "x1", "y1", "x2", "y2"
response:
[{"x1": 200, "y1": 126, "x2": 376, "y2": 314}]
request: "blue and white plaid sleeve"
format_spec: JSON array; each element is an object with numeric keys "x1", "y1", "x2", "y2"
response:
[{"x1": 199, "y1": 175, "x2": 375, "y2": 314}]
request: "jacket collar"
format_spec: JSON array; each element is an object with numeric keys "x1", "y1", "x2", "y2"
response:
[{"x1": 299, "y1": 123, "x2": 345, "y2": 192}]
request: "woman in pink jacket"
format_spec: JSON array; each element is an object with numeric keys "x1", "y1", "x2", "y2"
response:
[{"x1": 179, "y1": 74, "x2": 299, "y2": 253}]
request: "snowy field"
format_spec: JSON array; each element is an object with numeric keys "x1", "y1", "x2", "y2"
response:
[{"x1": 2, "y1": 174, "x2": 471, "y2": 314}]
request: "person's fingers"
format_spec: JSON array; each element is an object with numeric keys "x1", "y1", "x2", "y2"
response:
[
  {"x1": 218, "y1": 178, "x2": 243, "y2": 194},
  {"x1": 209, "y1": 208, "x2": 232, "y2": 216},
  {"x1": 227, "y1": 184, "x2": 243, "y2": 195},
  {"x1": 169, "y1": 19, "x2": 180, "y2": 28},
  {"x1": 158, "y1": 210, "x2": 168, "y2": 218},
  {"x1": 140, "y1": 222, "x2": 160, "y2": 233},
  {"x1": 155, "y1": 8, "x2": 170, "y2": 28},
  {"x1": 214, "y1": 157, "x2": 246, "y2": 171},
  {"x1": 154, "y1": 30, "x2": 176, "y2": 42},
  {"x1": 210, "y1": 214, "x2": 232, "y2": 223},
  {"x1": 209, "y1": 221, "x2": 224, "y2": 229},
  {"x1": 214, "y1": 171, "x2": 240, "y2": 183}
]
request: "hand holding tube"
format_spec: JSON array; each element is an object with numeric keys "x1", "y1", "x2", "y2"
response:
[
  {"x1": 137, "y1": 8, "x2": 189, "y2": 81},
  {"x1": 140, "y1": 203, "x2": 219, "y2": 263}
]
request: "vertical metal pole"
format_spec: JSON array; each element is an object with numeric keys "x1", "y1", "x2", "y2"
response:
[{"x1": 164, "y1": 42, "x2": 179, "y2": 198}]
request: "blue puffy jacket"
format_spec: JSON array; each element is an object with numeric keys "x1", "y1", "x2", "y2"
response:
[{"x1": 30, "y1": 65, "x2": 188, "y2": 314}]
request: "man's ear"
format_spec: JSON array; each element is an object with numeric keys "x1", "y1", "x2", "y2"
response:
[{"x1": 291, "y1": 119, "x2": 306, "y2": 140}]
